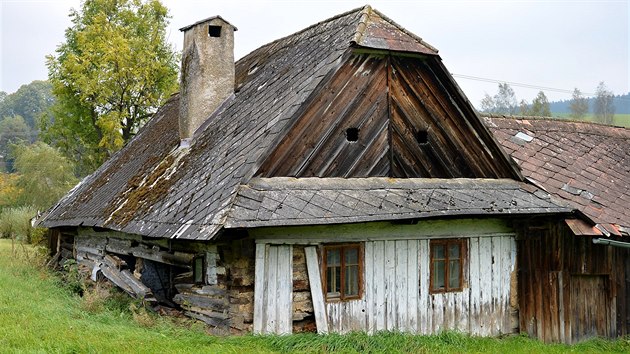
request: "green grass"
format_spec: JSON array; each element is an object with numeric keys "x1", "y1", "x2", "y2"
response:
[
  {"x1": 1, "y1": 239, "x2": 629, "y2": 353},
  {"x1": 552, "y1": 113, "x2": 630, "y2": 128}
]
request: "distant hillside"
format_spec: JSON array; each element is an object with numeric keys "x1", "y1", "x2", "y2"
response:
[{"x1": 549, "y1": 92, "x2": 630, "y2": 114}]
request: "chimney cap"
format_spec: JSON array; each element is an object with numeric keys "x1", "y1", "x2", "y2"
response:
[{"x1": 179, "y1": 15, "x2": 238, "y2": 32}]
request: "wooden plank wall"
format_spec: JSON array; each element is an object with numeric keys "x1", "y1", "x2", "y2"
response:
[
  {"x1": 517, "y1": 220, "x2": 628, "y2": 343},
  {"x1": 322, "y1": 236, "x2": 516, "y2": 335},
  {"x1": 256, "y1": 52, "x2": 516, "y2": 179},
  {"x1": 253, "y1": 244, "x2": 293, "y2": 334}
]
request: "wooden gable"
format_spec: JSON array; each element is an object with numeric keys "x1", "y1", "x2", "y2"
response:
[{"x1": 256, "y1": 50, "x2": 519, "y2": 179}]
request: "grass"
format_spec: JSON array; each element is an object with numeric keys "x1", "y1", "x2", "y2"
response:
[
  {"x1": 1, "y1": 239, "x2": 630, "y2": 353},
  {"x1": 552, "y1": 113, "x2": 630, "y2": 128}
]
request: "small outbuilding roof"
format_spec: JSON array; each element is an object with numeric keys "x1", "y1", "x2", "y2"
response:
[{"x1": 485, "y1": 116, "x2": 630, "y2": 234}]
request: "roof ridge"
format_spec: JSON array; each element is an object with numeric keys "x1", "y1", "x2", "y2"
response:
[
  {"x1": 484, "y1": 114, "x2": 630, "y2": 131},
  {"x1": 366, "y1": 7, "x2": 439, "y2": 53},
  {"x1": 237, "y1": 5, "x2": 368, "y2": 63}
]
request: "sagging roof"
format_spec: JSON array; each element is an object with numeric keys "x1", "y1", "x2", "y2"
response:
[
  {"x1": 41, "y1": 6, "x2": 445, "y2": 240},
  {"x1": 39, "y1": 6, "x2": 554, "y2": 241},
  {"x1": 485, "y1": 116, "x2": 630, "y2": 235},
  {"x1": 226, "y1": 177, "x2": 571, "y2": 228}
]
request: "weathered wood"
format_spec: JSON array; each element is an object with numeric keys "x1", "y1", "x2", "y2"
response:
[
  {"x1": 185, "y1": 311, "x2": 229, "y2": 329},
  {"x1": 276, "y1": 245, "x2": 293, "y2": 334},
  {"x1": 120, "y1": 269, "x2": 151, "y2": 298},
  {"x1": 131, "y1": 244, "x2": 193, "y2": 267},
  {"x1": 100, "y1": 264, "x2": 133, "y2": 295},
  {"x1": 304, "y1": 246, "x2": 329, "y2": 334},
  {"x1": 103, "y1": 254, "x2": 125, "y2": 270},
  {"x1": 173, "y1": 293, "x2": 229, "y2": 309},
  {"x1": 253, "y1": 243, "x2": 267, "y2": 333}
]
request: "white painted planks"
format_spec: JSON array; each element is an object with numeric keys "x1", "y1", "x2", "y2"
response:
[
  {"x1": 253, "y1": 243, "x2": 293, "y2": 334},
  {"x1": 305, "y1": 246, "x2": 329, "y2": 334}
]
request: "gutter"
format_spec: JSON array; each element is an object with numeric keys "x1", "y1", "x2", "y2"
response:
[{"x1": 592, "y1": 238, "x2": 630, "y2": 249}]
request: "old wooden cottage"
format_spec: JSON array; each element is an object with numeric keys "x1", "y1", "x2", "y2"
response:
[{"x1": 40, "y1": 6, "x2": 630, "y2": 343}]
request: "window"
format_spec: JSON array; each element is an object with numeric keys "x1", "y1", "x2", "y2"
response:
[
  {"x1": 208, "y1": 25, "x2": 222, "y2": 37},
  {"x1": 323, "y1": 244, "x2": 362, "y2": 300},
  {"x1": 193, "y1": 255, "x2": 205, "y2": 284},
  {"x1": 430, "y1": 239, "x2": 465, "y2": 293}
]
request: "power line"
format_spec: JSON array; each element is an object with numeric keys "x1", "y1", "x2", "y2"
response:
[{"x1": 452, "y1": 74, "x2": 630, "y2": 103}]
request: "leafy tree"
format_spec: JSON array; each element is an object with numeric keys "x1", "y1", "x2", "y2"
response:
[
  {"x1": 479, "y1": 83, "x2": 518, "y2": 115},
  {"x1": 43, "y1": 0, "x2": 178, "y2": 174},
  {"x1": 12, "y1": 142, "x2": 78, "y2": 211},
  {"x1": 529, "y1": 91, "x2": 551, "y2": 117},
  {"x1": 0, "y1": 115, "x2": 31, "y2": 172},
  {"x1": 518, "y1": 99, "x2": 530, "y2": 116},
  {"x1": 569, "y1": 88, "x2": 589, "y2": 120},
  {"x1": 0, "y1": 81, "x2": 54, "y2": 129},
  {"x1": 593, "y1": 82, "x2": 615, "y2": 124},
  {"x1": 0, "y1": 173, "x2": 21, "y2": 209}
]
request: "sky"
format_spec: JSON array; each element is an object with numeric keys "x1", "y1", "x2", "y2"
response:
[{"x1": 0, "y1": 0, "x2": 628, "y2": 107}]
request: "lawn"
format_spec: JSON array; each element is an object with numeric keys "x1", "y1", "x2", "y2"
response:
[
  {"x1": 0, "y1": 239, "x2": 629, "y2": 353},
  {"x1": 552, "y1": 113, "x2": 630, "y2": 128}
]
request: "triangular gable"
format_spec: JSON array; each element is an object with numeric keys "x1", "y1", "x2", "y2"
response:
[{"x1": 257, "y1": 51, "x2": 520, "y2": 179}]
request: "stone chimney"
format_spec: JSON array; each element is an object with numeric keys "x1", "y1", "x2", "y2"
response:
[{"x1": 179, "y1": 16, "x2": 237, "y2": 142}]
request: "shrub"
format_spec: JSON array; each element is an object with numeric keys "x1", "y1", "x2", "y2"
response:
[{"x1": 0, "y1": 205, "x2": 43, "y2": 243}]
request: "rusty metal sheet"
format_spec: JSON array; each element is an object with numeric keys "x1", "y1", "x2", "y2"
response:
[{"x1": 564, "y1": 219, "x2": 602, "y2": 236}]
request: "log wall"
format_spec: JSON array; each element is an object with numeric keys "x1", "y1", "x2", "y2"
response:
[{"x1": 68, "y1": 227, "x2": 256, "y2": 334}]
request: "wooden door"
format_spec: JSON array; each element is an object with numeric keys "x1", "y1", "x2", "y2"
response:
[
  {"x1": 570, "y1": 275, "x2": 613, "y2": 342},
  {"x1": 253, "y1": 244, "x2": 293, "y2": 334}
]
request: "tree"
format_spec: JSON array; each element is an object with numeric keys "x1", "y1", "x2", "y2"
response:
[
  {"x1": 480, "y1": 94, "x2": 496, "y2": 114},
  {"x1": 518, "y1": 99, "x2": 530, "y2": 116},
  {"x1": 495, "y1": 83, "x2": 518, "y2": 115},
  {"x1": 479, "y1": 83, "x2": 518, "y2": 115},
  {"x1": 593, "y1": 82, "x2": 615, "y2": 124},
  {"x1": 0, "y1": 115, "x2": 31, "y2": 172},
  {"x1": 0, "y1": 81, "x2": 54, "y2": 129},
  {"x1": 530, "y1": 91, "x2": 551, "y2": 117},
  {"x1": 12, "y1": 142, "x2": 78, "y2": 211},
  {"x1": 43, "y1": 0, "x2": 178, "y2": 175},
  {"x1": 569, "y1": 88, "x2": 589, "y2": 120}
]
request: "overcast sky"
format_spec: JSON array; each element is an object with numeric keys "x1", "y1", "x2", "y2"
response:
[{"x1": 0, "y1": 0, "x2": 628, "y2": 107}]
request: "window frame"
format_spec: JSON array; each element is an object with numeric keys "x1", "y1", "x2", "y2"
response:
[
  {"x1": 322, "y1": 243, "x2": 363, "y2": 301},
  {"x1": 192, "y1": 254, "x2": 205, "y2": 285},
  {"x1": 429, "y1": 239, "x2": 466, "y2": 294}
]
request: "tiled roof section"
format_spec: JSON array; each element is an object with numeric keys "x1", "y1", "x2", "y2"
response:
[
  {"x1": 353, "y1": 6, "x2": 438, "y2": 55},
  {"x1": 41, "y1": 8, "x2": 365, "y2": 239},
  {"x1": 484, "y1": 116, "x2": 630, "y2": 230},
  {"x1": 225, "y1": 177, "x2": 571, "y2": 228}
]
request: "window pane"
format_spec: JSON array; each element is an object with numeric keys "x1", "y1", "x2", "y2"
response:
[
  {"x1": 327, "y1": 249, "x2": 340, "y2": 266},
  {"x1": 448, "y1": 243, "x2": 460, "y2": 259},
  {"x1": 327, "y1": 266, "x2": 340, "y2": 297},
  {"x1": 344, "y1": 264, "x2": 359, "y2": 296},
  {"x1": 433, "y1": 260, "x2": 445, "y2": 290},
  {"x1": 433, "y1": 244, "x2": 445, "y2": 259},
  {"x1": 345, "y1": 247, "x2": 358, "y2": 265},
  {"x1": 448, "y1": 260, "x2": 461, "y2": 289},
  {"x1": 194, "y1": 257, "x2": 204, "y2": 283}
]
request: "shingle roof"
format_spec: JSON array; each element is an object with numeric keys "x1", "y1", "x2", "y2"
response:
[
  {"x1": 226, "y1": 177, "x2": 571, "y2": 228},
  {"x1": 485, "y1": 116, "x2": 630, "y2": 233},
  {"x1": 40, "y1": 6, "x2": 444, "y2": 240}
]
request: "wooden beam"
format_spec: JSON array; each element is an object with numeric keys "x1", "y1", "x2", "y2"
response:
[{"x1": 305, "y1": 246, "x2": 329, "y2": 334}]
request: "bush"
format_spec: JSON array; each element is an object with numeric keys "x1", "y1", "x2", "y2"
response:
[{"x1": 0, "y1": 205, "x2": 46, "y2": 244}]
